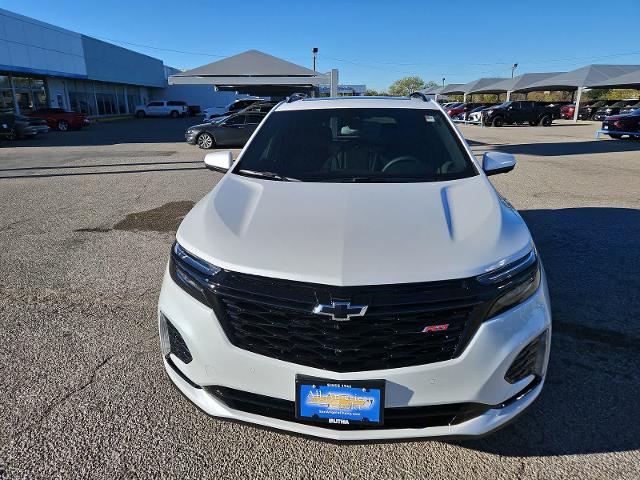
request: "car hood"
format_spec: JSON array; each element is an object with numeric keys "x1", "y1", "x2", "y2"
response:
[{"x1": 176, "y1": 174, "x2": 533, "y2": 286}]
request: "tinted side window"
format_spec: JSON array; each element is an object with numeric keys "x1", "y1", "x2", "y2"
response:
[
  {"x1": 225, "y1": 115, "x2": 246, "y2": 125},
  {"x1": 148, "y1": 102, "x2": 164, "y2": 107},
  {"x1": 167, "y1": 101, "x2": 186, "y2": 106},
  {"x1": 246, "y1": 115, "x2": 263, "y2": 124}
]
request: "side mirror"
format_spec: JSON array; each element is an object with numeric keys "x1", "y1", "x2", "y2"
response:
[
  {"x1": 204, "y1": 151, "x2": 233, "y2": 173},
  {"x1": 483, "y1": 151, "x2": 516, "y2": 176}
]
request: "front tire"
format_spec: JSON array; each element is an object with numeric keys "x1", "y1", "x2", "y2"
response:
[
  {"x1": 196, "y1": 132, "x2": 214, "y2": 149},
  {"x1": 492, "y1": 116, "x2": 504, "y2": 127},
  {"x1": 170, "y1": 110, "x2": 179, "y2": 119},
  {"x1": 136, "y1": 110, "x2": 146, "y2": 118},
  {"x1": 6, "y1": 128, "x2": 17, "y2": 140},
  {"x1": 540, "y1": 115, "x2": 552, "y2": 127},
  {"x1": 57, "y1": 120, "x2": 69, "y2": 131}
]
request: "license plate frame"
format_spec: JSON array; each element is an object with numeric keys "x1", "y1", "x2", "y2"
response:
[{"x1": 295, "y1": 375, "x2": 385, "y2": 427}]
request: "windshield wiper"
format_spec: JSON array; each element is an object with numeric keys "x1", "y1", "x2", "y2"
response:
[{"x1": 236, "y1": 169, "x2": 301, "y2": 182}]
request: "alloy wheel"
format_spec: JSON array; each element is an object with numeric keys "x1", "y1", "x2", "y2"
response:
[{"x1": 197, "y1": 133, "x2": 213, "y2": 149}]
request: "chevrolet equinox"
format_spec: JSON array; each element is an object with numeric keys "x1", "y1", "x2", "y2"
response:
[{"x1": 158, "y1": 95, "x2": 552, "y2": 441}]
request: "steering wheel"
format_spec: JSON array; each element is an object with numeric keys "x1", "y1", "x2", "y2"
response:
[{"x1": 382, "y1": 156, "x2": 421, "y2": 173}]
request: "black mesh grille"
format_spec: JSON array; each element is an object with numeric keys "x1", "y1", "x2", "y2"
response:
[
  {"x1": 505, "y1": 335, "x2": 544, "y2": 384},
  {"x1": 205, "y1": 386, "x2": 489, "y2": 430},
  {"x1": 209, "y1": 272, "x2": 488, "y2": 372},
  {"x1": 169, "y1": 246, "x2": 539, "y2": 373},
  {"x1": 167, "y1": 320, "x2": 193, "y2": 364}
]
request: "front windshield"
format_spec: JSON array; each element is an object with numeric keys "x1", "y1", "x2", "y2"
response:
[{"x1": 233, "y1": 108, "x2": 477, "y2": 183}]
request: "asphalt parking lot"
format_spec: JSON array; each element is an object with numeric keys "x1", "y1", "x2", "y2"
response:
[{"x1": 0, "y1": 117, "x2": 639, "y2": 479}]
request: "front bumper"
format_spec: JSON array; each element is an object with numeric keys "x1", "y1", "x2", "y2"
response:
[
  {"x1": 158, "y1": 267, "x2": 552, "y2": 441},
  {"x1": 185, "y1": 132, "x2": 198, "y2": 144}
]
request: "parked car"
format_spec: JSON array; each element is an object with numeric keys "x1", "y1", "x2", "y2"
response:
[
  {"x1": 0, "y1": 110, "x2": 15, "y2": 142},
  {"x1": 185, "y1": 112, "x2": 266, "y2": 148},
  {"x1": 206, "y1": 101, "x2": 277, "y2": 123},
  {"x1": 135, "y1": 100, "x2": 189, "y2": 118},
  {"x1": 560, "y1": 103, "x2": 580, "y2": 120},
  {"x1": 187, "y1": 105, "x2": 202, "y2": 117},
  {"x1": 577, "y1": 100, "x2": 617, "y2": 120},
  {"x1": 482, "y1": 101, "x2": 558, "y2": 126},
  {"x1": 601, "y1": 109, "x2": 640, "y2": 139},
  {"x1": 28, "y1": 108, "x2": 88, "y2": 131},
  {"x1": 161, "y1": 95, "x2": 551, "y2": 441},
  {"x1": 466, "y1": 105, "x2": 493, "y2": 123},
  {"x1": 539, "y1": 101, "x2": 571, "y2": 119},
  {"x1": 1, "y1": 113, "x2": 49, "y2": 140},
  {"x1": 451, "y1": 103, "x2": 494, "y2": 121},
  {"x1": 593, "y1": 100, "x2": 639, "y2": 121},
  {"x1": 619, "y1": 101, "x2": 640, "y2": 115},
  {"x1": 202, "y1": 97, "x2": 265, "y2": 120}
]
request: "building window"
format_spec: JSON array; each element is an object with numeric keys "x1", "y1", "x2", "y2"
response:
[
  {"x1": 5, "y1": 76, "x2": 48, "y2": 113},
  {"x1": 0, "y1": 75, "x2": 14, "y2": 111}
]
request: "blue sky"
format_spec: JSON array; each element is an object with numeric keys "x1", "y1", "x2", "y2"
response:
[{"x1": 3, "y1": 0, "x2": 640, "y2": 90}]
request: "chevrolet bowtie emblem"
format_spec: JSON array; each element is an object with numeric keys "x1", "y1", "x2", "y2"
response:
[{"x1": 313, "y1": 301, "x2": 368, "y2": 321}]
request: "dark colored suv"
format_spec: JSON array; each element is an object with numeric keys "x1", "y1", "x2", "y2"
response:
[
  {"x1": 482, "y1": 101, "x2": 557, "y2": 127},
  {"x1": 593, "y1": 100, "x2": 639, "y2": 121}
]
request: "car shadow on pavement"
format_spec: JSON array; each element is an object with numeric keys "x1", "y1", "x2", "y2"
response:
[
  {"x1": 466, "y1": 138, "x2": 640, "y2": 156},
  {"x1": 460, "y1": 207, "x2": 640, "y2": 456},
  {"x1": 3, "y1": 117, "x2": 199, "y2": 148}
]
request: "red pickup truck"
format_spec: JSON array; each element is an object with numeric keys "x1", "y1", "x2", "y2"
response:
[{"x1": 28, "y1": 108, "x2": 89, "y2": 131}]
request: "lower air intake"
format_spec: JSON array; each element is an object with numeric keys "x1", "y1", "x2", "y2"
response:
[
  {"x1": 505, "y1": 332, "x2": 547, "y2": 384},
  {"x1": 167, "y1": 319, "x2": 193, "y2": 364}
]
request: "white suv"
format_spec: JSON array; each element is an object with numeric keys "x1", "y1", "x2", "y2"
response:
[
  {"x1": 158, "y1": 95, "x2": 552, "y2": 441},
  {"x1": 135, "y1": 100, "x2": 188, "y2": 118}
]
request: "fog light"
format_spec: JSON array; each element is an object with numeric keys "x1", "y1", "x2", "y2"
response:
[{"x1": 505, "y1": 331, "x2": 548, "y2": 384}]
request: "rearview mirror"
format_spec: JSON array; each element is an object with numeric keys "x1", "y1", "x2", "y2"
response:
[
  {"x1": 204, "y1": 151, "x2": 233, "y2": 173},
  {"x1": 482, "y1": 151, "x2": 516, "y2": 176}
]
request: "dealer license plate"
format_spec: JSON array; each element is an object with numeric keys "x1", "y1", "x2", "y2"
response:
[{"x1": 295, "y1": 375, "x2": 384, "y2": 426}]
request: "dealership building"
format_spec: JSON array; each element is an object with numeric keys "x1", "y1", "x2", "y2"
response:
[
  {"x1": 0, "y1": 8, "x2": 182, "y2": 116},
  {"x1": 0, "y1": 8, "x2": 359, "y2": 118}
]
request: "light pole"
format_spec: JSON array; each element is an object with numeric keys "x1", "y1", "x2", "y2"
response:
[
  {"x1": 511, "y1": 63, "x2": 518, "y2": 78},
  {"x1": 312, "y1": 47, "x2": 318, "y2": 71},
  {"x1": 442, "y1": 77, "x2": 445, "y2": 86}
]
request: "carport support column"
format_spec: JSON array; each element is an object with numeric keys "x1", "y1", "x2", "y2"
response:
[
  {"x1": 506, "y1": 90, "x2": 512, "y2": 101},
  {"x1": 463, "y1": 93, "x2": 467, "y2": 103},
  {"x1": 330, "y1": 69, "x2": 339, "y2": 97},
  {"x1": 572, "y1": 87, "x2": 583, "y2": 123}
]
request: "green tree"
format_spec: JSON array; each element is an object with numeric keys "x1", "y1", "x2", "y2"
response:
[
  {"x1": 364, "y1": 89, "x2": 381, "y2": 96},
  {"x1": 387, "y1": 76, "x2": 436, "y2": 96}
]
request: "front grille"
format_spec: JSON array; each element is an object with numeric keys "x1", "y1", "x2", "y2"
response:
[
  {"x1": 208, "y1": 272, "x2": 490, "y2": 372},
  {"x1": 205, "y1": 386, "x2": 489, "y2": 430}
]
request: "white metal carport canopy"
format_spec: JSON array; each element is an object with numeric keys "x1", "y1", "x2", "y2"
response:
[
  {"x1": 469, "y1": 73, "x2": 564, "y2": 100},
  {"x1": 514, "y1": 64, "x2": 640, "y2": 121},
  {"x1": 168, "y1": 49, "x2": 337, "y2": 96}
]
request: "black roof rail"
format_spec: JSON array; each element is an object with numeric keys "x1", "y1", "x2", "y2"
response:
[
  {"x1": 409, "y1": 91, "x2": 430, "y2": 102},
  {"x1": 285, "y1": 93, "x2": 308, "y2": 103}
]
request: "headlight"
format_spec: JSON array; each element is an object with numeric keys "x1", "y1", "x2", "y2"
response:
[
  {"x1": 477, "y1": 249, "x2": 541, "y2": 319},
  {"x1": 169, "y1": 242, "x2": 221, "y2": 304},
  {"x1": 605, "y1": 108, "x2": 612, "y2": 113},
  {"x1": 186, "y1": 129, "x2": 194, "y2": 134},
  {"x1": 485, "y1": 110, "x2": 493, "y2": 115}
]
